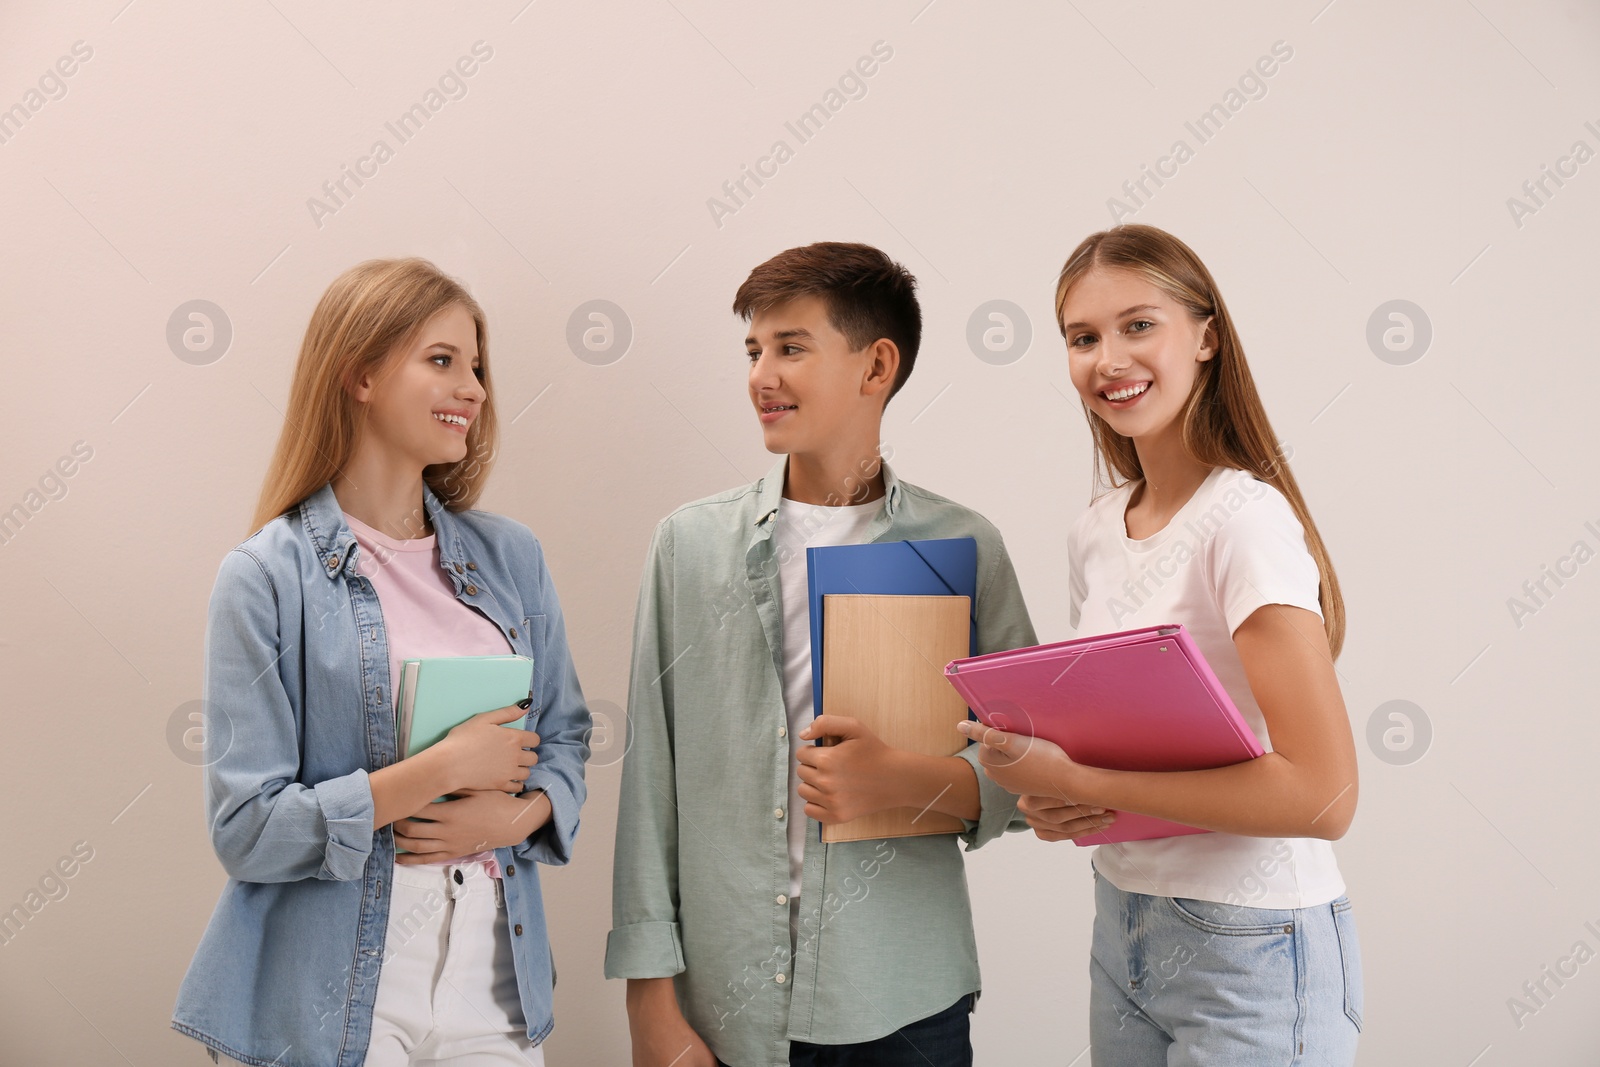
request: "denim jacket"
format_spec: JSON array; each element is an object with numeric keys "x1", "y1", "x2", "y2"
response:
[{"x1": 171, "y1": 483, "x2": 590, "y2": 1067}]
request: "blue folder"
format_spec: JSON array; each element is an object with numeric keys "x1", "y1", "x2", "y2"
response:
[{"x1": 805, "y1": 536, "x2": 979, "y2": 720}]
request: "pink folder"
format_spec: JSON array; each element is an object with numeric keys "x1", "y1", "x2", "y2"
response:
[{"x1": 944, "y1": 625, "x2": 1263, "y2": 846}]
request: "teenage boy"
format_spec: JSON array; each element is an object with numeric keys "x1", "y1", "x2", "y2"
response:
[{"x1": 606, "y1": 242, "x2": 1036, "y2": 1067}]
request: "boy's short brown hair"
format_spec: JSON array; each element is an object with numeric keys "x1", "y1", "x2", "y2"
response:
[{"x1": 732, "y1": 241, "x2": 921, "y2": 403}]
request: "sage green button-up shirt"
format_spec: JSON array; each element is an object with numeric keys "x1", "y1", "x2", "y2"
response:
[{"x1": 606, "y1": 458, "x2": 1037, "y2": 1067}]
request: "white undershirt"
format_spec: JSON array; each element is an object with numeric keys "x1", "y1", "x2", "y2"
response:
[
  {"x1": 1069, "y1": 465, "x2": 1345, "y2": 909},
  {"x1": 773, "y1": 496, "x2": 884, "y2": 906}
]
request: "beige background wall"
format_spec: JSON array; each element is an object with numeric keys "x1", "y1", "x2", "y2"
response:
[{"x1": 3, "y1": 1, "x2": 1598, "y2": 1063}]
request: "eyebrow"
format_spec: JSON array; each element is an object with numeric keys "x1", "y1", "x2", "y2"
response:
[
  {"x1": 1062, "y1": 304, "x2": 1162, "y2": 332},
  {"x1": 745, "y1": 327, "x2": 816, "y2": 346}
]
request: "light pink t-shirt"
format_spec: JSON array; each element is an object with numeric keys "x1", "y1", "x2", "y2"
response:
[{"x1": 346, "y1": 513, "x2": 513, "y2": 875}]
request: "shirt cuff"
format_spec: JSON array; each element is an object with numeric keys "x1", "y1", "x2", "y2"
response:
[
  {"x1": 514, "y1": 772, "x2": 580, "y2": 867},
  {"x1": 315, "y1": 769, "x2": 375, "y2": 881},
  {"x1": 604, "y1": 920, "x2": 686, "y2": 979},
  {"x1": 953, "y1": 745, "x2": 1023, "y2": 851}
]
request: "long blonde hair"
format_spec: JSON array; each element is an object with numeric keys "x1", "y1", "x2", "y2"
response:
[
  {"x1": 1053, "y1": 224, "x2": 1345, "y2": 658},
  {"x1": 251, "y1": 258, "x2": 497, "y2": 533}
]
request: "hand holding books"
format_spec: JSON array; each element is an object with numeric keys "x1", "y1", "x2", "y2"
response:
[
  {"x1": 394, "y1": 654, "x2": 540, "y2": 796},
  {"x1": 431, "y1": 701, "x2": 540, "y2": 794},
  {"x1": 946, "y1": 625, "x2": 1265, "y2": 846},
  {"x1": 388, "y1": 655, "x2": 541, "y2": 854},
  {"x1": 795, "y1": 714, "x2": 900, "y2": 825},
  {"x1": 955, "y1": 718, "x2": 1077, "y2": 798}
]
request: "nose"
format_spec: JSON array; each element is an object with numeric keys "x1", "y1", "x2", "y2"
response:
[
  {"x1": 457, "y1": 367, "x2": 487, "y2": 405},
  {"x1": 748, "y1": 348, "x2": 779, "y2": 391},
  {"x1": 1095, "y1": 333, "x2": 1130, "y2": 377}
]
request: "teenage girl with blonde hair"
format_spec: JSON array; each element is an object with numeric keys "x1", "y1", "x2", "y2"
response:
[
  {"x1": 173, "y1": 258, "x2": 590, "y2": 1066},
  {"x1": 964, "y1": 225, "x2": 1363, "y2": 1064}
]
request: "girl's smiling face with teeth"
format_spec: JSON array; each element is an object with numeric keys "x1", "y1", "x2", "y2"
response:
[
  {"x1": 350, "y1": 303, "x2": 486, "y2": 471},
  {"x1": 1060, "y1": 267, "x2": 1214, "y2": 445}
]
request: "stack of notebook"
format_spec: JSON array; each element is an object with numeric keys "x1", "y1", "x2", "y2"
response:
[{"x1": 807, "y1": 538, "x2": 979, "y2": 843}]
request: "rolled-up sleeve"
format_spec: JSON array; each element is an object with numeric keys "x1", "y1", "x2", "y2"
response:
[
  {"x1": 954, "y1": 745, "x2": 1026, "y2": 850},
  {"x1": 204, "y1": 550, "x2": 376, "y2": 883},
  {"x1": 515, "y1": 539, "x2": 591, "y2": 868},
  {"x1": 605, "y1": 521, "x2": 688, "y2": 980}
]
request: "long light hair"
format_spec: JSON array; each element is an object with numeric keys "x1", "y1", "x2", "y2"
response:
[
  {"x1": 250, "y1": 258, "x2": 497, "y2": 533},
  {"x1": 1053, "y1": 224, "x2": 1345, "y2": 658}
]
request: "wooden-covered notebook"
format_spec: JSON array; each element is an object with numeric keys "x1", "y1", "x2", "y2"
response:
[{"x1": 819, "y1": 593, "x2": 972, "y2": 843}]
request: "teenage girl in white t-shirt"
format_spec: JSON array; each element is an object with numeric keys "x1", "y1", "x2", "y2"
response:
[{"x1": 962, "y1": 224, "x2": 1362, "y2": 1064}]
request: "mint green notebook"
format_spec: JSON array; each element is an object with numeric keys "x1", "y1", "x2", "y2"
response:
[{"x1": 395, "y1": 654, "x2": 535, "y2": 759}]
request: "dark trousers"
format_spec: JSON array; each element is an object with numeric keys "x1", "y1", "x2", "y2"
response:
[{"x1": 721, "y1": 994, "x2": 975, "y2": 1067}]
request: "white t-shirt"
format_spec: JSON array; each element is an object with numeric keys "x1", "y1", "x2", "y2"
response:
[
  {"x1": 1068, "y1": 465, "x2": 1345, "y2": 909},
  {"x1": 773, "y1": 496, "x2": 885, "y2": 905}
]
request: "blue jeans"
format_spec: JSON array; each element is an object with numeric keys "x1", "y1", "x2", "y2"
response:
[
  {"x1": 717, "y1": 994, "x2": 974, "y2": 1067},
  {"x1": 1089, "y1": 872, "x2": 1362, "y2": 1066}
]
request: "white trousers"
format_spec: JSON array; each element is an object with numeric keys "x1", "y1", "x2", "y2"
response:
[{"x1": 364, "y1": 861, "x2": 546, "y2": 1066}]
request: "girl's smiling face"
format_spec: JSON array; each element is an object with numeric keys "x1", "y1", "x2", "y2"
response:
[
  {"x1": 1060, "y1": 267, "x2": 1214, "y2": 444},
  {"x1": 352, "y1": 303, "x2": 486, "y2": 470}
]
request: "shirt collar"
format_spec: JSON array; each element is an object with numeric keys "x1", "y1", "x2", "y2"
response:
[
  {"x1": 751, "y1": 455, "x2": 901, "y2": 533},
  {"x1": 300, "y1": 481, "x2": 455, "y2": 579}
]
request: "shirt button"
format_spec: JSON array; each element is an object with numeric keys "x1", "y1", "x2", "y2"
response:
[
  {"x1": 453, "y1": 563, "x2": 464, "y2": 574},
  {"x1": 775, "y1": 894, "x2": 787, "y2": 906},
  {"x1": 510, "y1": 627, "x2": 518, "y2": 639},
  {"x1": 453, "y1": 869, "x2": 464, "y2": 885},
  {"x1": 514, "y1": 924, "x2": 523, "y2": 936},
  {"x1": 775, "y1": 808, "x2": 785, "y2": 820},
  {"x1": 778, "y1": 726, "x2": 787, "y2": 738},
  {"x1": 327, "y1": 555, "x2": 339, "y2": 569},
  {"x1": 506, "y1": 864, "x2": 516, "y2": 877},
  {"x1": 465, "y1": 584, "x2": 478, "y2": 596},
  {"x1": 775, "y1": 973, "x2": 787, "y2": 985},
  {"x1": 466, "y1": 561, "x2": 478, "y2": 571}
]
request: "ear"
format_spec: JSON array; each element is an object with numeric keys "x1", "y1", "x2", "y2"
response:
[
  {"x1": 346, "y1": 366, "x2": 377, "y2": 404},
  {"x1": 1196, "y1": 316, "x2": 1218, "y2": 363},
  {"x1": 860, "y1": 338, "x2": 901, "y2": 402}
]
